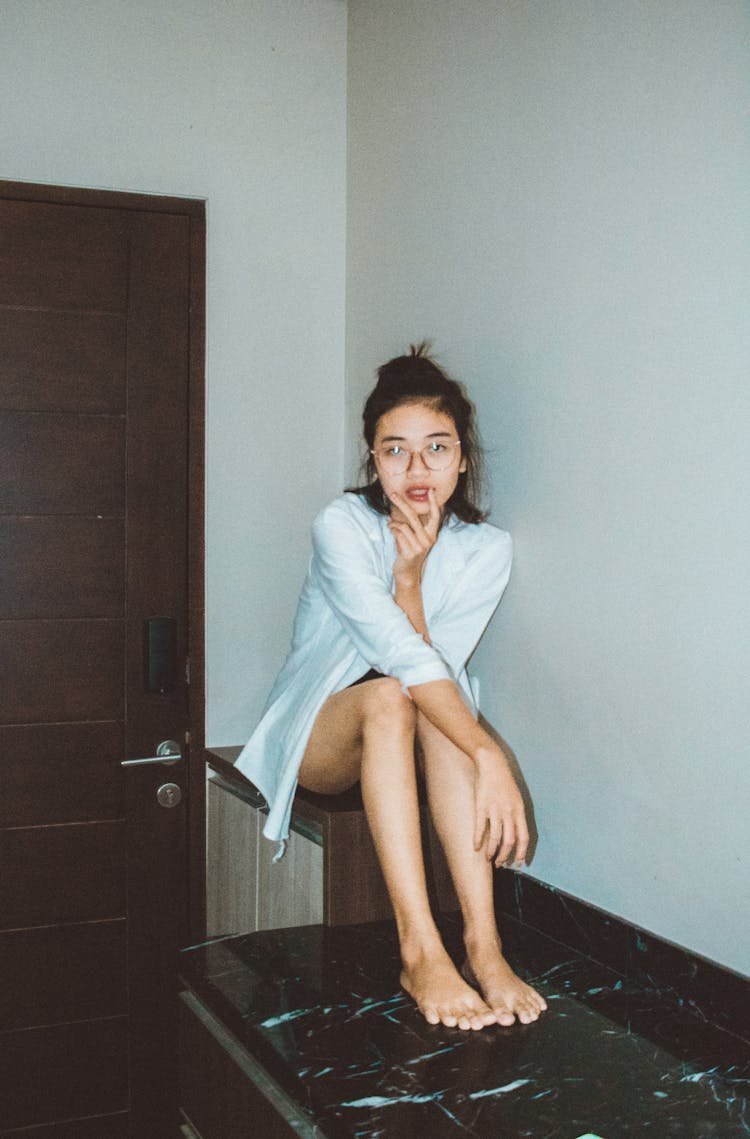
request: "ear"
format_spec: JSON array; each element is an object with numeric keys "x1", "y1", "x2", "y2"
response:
[{"x1": 459, "y1": 456, "x2": 468, "y2": 474}]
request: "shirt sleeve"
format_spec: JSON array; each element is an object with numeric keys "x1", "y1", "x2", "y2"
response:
[
  {"x1": 310, "y1": 498, "x2": 452, "y2": 689},
  {"x1": 427, "y1": 526, "x2": 513, "y2": 676}
]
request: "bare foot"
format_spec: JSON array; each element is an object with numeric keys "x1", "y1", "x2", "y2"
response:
[
  {"x1": 464, "y1": 937, "x2": 548, "y2": 1027},
  {"x1": 400, "y1": 940, "x2": 498, "y2": 1031}
]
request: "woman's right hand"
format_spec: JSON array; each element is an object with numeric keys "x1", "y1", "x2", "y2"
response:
[
  {"x1": 388, "y1": 489, "x2": 442, "y2": 584},
  {"x1": 472, "y1": 745, "x2": 529, "y2": 868}
]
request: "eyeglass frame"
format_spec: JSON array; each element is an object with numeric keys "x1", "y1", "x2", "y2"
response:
[{"x1": 369, "y1": 438, "x2": 463, "y2": 472}]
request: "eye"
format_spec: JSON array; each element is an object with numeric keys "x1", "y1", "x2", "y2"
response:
[
  {"x1": 427, "y1": 442, "x2": 447, "y2": 453},
  {"x1": 386, "y1": 445, "x2": 404, "y2": 457}
]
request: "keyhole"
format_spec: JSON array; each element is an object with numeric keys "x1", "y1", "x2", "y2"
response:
[{"x1": 157, "y1": 782, "x2": 182, "y2": 808}]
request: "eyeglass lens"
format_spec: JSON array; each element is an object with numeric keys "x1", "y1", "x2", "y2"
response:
[{"x1": 376, "y1": 442, "x2": 460, "y2": 471}]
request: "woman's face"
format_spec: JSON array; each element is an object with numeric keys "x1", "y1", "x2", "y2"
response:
[{"x1": 372, "y1": 401, "x2": 467, "y2": 521}]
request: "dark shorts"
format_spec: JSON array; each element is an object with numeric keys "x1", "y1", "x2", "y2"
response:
[{"x1": 347, "y1": 668, "x2": 386, "y2": 687}]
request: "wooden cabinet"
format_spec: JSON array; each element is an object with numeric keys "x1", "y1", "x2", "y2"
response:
[
  {"x1": 206, "y1": 775, "x2": 324, "y2": 936},
  {"x1": 205, "y1": 747, "x2": 455, "y2": 937}
]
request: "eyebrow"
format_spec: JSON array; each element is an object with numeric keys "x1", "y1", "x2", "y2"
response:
[{"x1": 379, "y1": 431, "x2": 454, "y2": 443}]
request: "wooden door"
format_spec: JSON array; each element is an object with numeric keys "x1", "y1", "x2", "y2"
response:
[{"x1": 0, "y1": 182, "x2": 205, "y2": 1137}]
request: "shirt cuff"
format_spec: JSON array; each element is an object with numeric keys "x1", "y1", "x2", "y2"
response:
[{"x1": 396, "y1": 660, "x2": 453, "y2": 689}]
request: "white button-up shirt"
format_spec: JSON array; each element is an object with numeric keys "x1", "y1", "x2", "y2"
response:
[{"x1": 235, "y1": 493, "x2": 512, "y2": 850}]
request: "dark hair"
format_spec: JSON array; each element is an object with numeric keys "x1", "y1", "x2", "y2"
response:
[{"x1": 347, "y1": 342, "x2": 486, "y2": 524}]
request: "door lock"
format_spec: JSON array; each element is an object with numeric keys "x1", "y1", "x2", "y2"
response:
[{"x1": 157, "y1": 782, "x2": 182, "y2": 808}]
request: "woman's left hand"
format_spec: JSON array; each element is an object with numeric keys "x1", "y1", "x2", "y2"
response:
[
  {"x1": 473, "y1": 746, "x2": 529, "y2": 867},
  {"x1": 388, "y1": 489, "x2": 441, "y2": 584}
]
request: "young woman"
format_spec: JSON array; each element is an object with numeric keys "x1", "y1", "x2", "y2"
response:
[{"x1": 236, "y1": 345, "x2": 547, "y2": 1031}]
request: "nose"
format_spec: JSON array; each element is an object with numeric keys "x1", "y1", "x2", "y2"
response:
[{"x1": 406, "y1": 447, "x2": 429, "y2": 473}]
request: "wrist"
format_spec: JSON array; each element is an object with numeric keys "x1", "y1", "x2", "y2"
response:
[
  {"x1": 474, "y1": 742, "x2": 506, "y2": 770},
  {"x1": 393, "y1": 569, "x2": 421, "y2": 590}
]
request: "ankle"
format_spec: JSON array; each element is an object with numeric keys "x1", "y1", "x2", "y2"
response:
[
  {"x1": 398, "y1": 924, "x2": 445, "y2": 967},
  {"x1": 463, "y1": 924, "x2": 504, "y2": 958}
]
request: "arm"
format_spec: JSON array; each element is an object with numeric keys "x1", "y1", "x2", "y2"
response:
[
  {"x1": 388, "y1": 493, "x2": 526, "y2": 866},
  {"x1": 389, "y1": 491, "x2": 513, "y2": 677},
  {"x1": 310, "y1": 497, "x2": 451, "y2": 686},
  {"x1": 409, "y1": 678, "x2": 528, "y2": 867},
  {"x1": 393, "y1": 576, "x2": 430, "y2": 641},
  {"x1": 388, "y1": 488, "x2": 441, "y2": 642}
]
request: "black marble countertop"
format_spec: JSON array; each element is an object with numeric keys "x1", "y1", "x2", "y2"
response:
[{"x1": 180, "y1": 913, "x2": 748, "y2": 1138}]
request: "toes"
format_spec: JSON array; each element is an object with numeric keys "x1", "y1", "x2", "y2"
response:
[
  {"x1": 526, "y1": 988, "x2": 548, "y2": 1016},
  {"x1": 460, "y1": 1011, "x2": 494, "y2": 1031},
  {"x1": 516, "y1": 997, "x2": 537, "y2": 1023},
  {"x1": 448, "y1": 1003, "x2": 477, "y2": 1030},
  {"x1": 468, "y1": 1004, "x2": 496, "y2": 1030},
  {"x1": 467, "y1": 999, "x2": 498, "y2": 1030},
  {"x1": 517, "y1": 989, "x2": 547, "y2": 1023},
  {"x1": 434, "y1": 1005, "x2": 459, "y2": 1028},
  {"x1": 492, "y1": 1005, "x2": 516, "y2": 1027},
  {"x1": 491, "y1": 978, "x2": 548, "y2": 1025},
  {"x1": 443, "y1": 1000, "x2": 496, "y2": 1031}
]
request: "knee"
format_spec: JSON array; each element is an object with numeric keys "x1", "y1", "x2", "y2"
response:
[{"x1": 361, "y1": 677, "x2": 416, "y2": 735}]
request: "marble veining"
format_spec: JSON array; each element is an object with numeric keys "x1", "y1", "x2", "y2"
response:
[
  {"x1": 180, "y1": 914, "x2": 749, "y2": 1138},
  {"x1": 496, "y1": 871, "x2": 749, "y2": 1044}
]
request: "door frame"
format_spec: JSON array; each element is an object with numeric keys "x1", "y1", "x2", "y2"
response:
[{"x1": 0, "y1": 177, "x2": 207, "y2": 940}]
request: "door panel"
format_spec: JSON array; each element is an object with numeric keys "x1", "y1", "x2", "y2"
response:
[
  {"x1": 0, "y1": 410, "x2": 125, "y2": 513},
  {"x1": 126, "y1": 759, "x2": 188, "y2": 1131},
  {"x1": 0, "y1": 722, "x2": 123, "y2": 826},
  {"x1": 0, "y1": 308, "x2": 126, "y2": 412},
  {"x1": 0, "y1": 919, "x2": 127, "y2": 1030},
  {"x1": 0, "y1": 618, "x2": 124, "y2": 722},
  {"x1": 125, "y1": 211, "x2": 189, "y2": 759},
  {"x1": 0, "y1": 821, "x2": 126, "y2": 927},
  {"x1": 0, "y1": 183, "x2": 205, "y2": 1136},
  {"x1": 0, "y1": 199, "x2": 128, "y2": 310},
  {"x1": 0, "y1": 1018, "x2": 129, "y2": 1132},
  {"x1": 0, "y1": 516, "x2": 125, "y2": 619},
  {"x1": 123, "y1": 208, "x2": 192, "y2": 1136}
]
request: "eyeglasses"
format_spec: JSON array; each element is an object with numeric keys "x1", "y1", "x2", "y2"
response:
[{"x1": 370, "y1": 439, "x2": 462, "y2": 473}]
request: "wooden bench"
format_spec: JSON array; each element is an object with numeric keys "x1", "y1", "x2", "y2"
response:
[{"x1": 205, "y1": 745, "x2": 456, "y2": 935}]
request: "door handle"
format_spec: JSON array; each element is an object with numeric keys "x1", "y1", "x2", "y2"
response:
[{"x1": 121, "y1": 739, "x2": 183, "y2": 768}]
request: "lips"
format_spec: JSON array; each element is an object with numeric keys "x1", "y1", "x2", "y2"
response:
[{"x1": 405, "y1": 487, "x2": 430, "y2": 501}]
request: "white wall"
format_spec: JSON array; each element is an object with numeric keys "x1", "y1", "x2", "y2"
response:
[
  {"x1": 0, "y1": 0, "x2": 348, "y2": 743},
  {"x1": 4, "y1": 0, "x2": 747, "y2": 974},
  {"x1": 347, "y1": 0, "x2": 750, "y2": 973}
]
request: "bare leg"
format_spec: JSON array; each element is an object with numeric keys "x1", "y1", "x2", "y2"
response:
[
  {"x1": 299, "y1": 677, "x2": 497, "y2": 1030},
  {"x1": 417, "y1": 712, "x2": 547, "y2": 1026}
]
